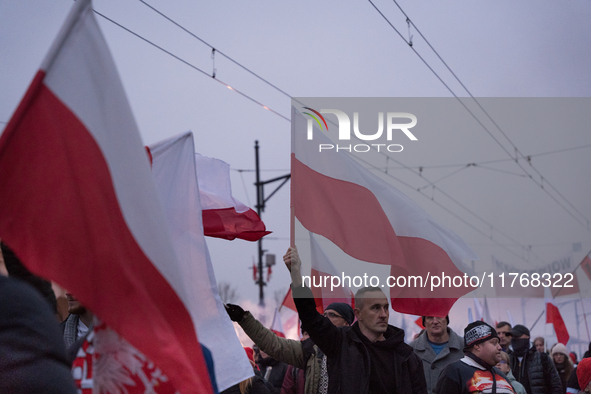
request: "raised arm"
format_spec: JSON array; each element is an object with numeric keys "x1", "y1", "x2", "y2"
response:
[{"x1": 284, "y1": 247, "x2": 343, "y2": 358}]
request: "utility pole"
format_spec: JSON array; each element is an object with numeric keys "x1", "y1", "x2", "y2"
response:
[{"x1": 254, "y1": 140, "x2": 290, "y2": 306}]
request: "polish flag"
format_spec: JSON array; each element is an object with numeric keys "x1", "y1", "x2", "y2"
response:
[
  {"x1": 280, "y1": 287, "x2": 297, "y2": 312},
  {"x1": 309, "y1": 233, "x2": 354, "y2": 314},
  {"x1": 546, "y1": 297, "x2": 570, "y2": 345},
  {"x1": 195, "y1": 153, "x2": 270, "y2": 241},
  {"x1": 291, "y1": 106, "x2": 478, "y2": 316},
  {"x1": 147, "y1": 131, "x2": 254, "y2": 391},
  {"x1": 279, "y1": 288, "x2": 301, "y2": 340},
  {"x1": 0, "y1": 1, "x2": 211, "y2": 392},
  {"x1": 270, "y1": 308, "x2": 286, "y2": 338}
]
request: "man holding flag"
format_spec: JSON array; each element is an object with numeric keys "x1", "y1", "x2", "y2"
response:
[{"x1": 284, "y1": 246, "x2": 427, "y2": 394}]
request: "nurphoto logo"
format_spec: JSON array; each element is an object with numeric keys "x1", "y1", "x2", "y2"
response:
[{"x1": 303, "y1": 107, "x2": 418, "y2": 153}]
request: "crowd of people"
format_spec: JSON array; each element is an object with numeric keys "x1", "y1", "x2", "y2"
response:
[
  {"x1": 224, "y1": 247, "x2": 591, "y2": 394},
  {"x1": 2, "y1": 241, "x2": 591, "y2": 394}
]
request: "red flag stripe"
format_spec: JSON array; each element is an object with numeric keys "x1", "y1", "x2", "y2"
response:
[
  {"x1": 415, "y1": 317, "x2": 425, "y2": 329},
  {"x1": 202, "y1": 207, "x2": 271, "y2": 241},
  {"x1": 0, "y1": 81, "x2": 208, "y2": 392},
  {"x1": 281, "y1": 288, "x2": 297, "y2": 312}
]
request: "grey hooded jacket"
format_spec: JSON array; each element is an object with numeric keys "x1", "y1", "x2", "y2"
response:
[{"x1": 410, "y1": 328, "x2": 464, "y2": 394}]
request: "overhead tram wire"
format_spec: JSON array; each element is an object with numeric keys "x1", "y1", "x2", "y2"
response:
[
  {"x1": 138, "y1": 0, "x2": 292, "y2": 100},
  {"x1": 391, "y1": 0, "x2": 591, "y2": 229},
  {"x1": 379, "y1": 142, "x2": 591, "y2": 171},
  {"x1": 416, "y1": 165, "x2": 471, "y2": 191},
  {"x1": 92, "y1": 9, "x2": 289, "y2": 123},
  {"x1": 136, "y1": 0, "x2": 312, "y2": 117},
  {"x1": 368, "y1": 0, "x2": 591, "y2": 231},
  {"x1": 96, "y1": 6, "x2": 549, "y2": 264},
  {"x1": 136, "y1": 2, "x2": 548, "y2": 263}
]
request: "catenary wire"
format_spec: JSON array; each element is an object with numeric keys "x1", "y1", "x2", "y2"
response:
[
  {"x1": 378, "y1": 142, "x2": 591, "y2": 171},
  {"x1": 369, "y1": 0, "x2": 590, "y2": 230},
  {"x1": 93, "y1": 6, "x2": 567, "y2": 264},
  {"x1": 93, "y1": 9, "x2": 289, "y2": 122},
  {"x1": 138, "y1": 0, "x2": 292, "y2": 99},
  {"x1": 135, "y1": 0, "x2": 589, "y2": 232}
]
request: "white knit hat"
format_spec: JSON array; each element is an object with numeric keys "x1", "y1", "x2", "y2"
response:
[{"x1": 552, "y1": 343, "x2": 568, "y2": 357}]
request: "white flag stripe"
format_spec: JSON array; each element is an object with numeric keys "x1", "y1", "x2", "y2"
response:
[{"x1": 195, "y1": 154, "x2": 250, "y2": 213}]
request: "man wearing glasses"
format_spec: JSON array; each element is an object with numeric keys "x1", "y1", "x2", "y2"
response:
[{"x1": 496, "y1": 322, "x2": 512, "y2": 352}]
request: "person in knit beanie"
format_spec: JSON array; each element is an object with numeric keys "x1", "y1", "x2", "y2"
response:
[
  {"x1": 551, "y1": 343, "x2": 574, "y2": 393},
  {"x1": 435, "y1": 321, "x2": 517, "y2": 393}
]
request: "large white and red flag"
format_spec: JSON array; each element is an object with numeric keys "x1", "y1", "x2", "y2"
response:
[
  {"x1": 147, "y1": 131, "x2": 254, "y2": 391},
  {"x1": 546, "y1": 296, "x2": 570, "y2": 345},
  {"x1": 0, "y1": 1, "x2": 211, "y2": 392},
  {"x1": 194, "y1": 153, "x2": 270, "y2": 241},
  {"x1": 291, "y1": 106, "x2": 478, "y2": 316}
]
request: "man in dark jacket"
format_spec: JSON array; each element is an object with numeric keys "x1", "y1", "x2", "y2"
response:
[
  {"x1": 507, "y1": 324, "x2": 561, "y2": 394},
  {"x1": 284, "y1": 247, "x2": 427, "y2": 394}
]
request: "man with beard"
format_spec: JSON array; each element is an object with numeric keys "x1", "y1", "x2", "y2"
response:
[
  {"x1": 435, "y1": 321, "x2": 516, "y2": 394},
  {"x1": 507, "y1": 324, "x2": 561, "y2": 394},
  {"x1": 61, "y1": 292, "x2": 93, "y2": 350}
]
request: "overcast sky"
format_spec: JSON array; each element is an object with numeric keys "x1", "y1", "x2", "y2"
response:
[{"x1": 2, "y1": 1, "x2": 591, "y2": 340}]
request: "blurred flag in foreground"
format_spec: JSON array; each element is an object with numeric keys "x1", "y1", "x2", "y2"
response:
[
  {"x1": 148, "y1": 131, "x2": 253, "y2": 391},
  {"x1": 0, "y1": 1, "x2": 211, "y2": 392}
]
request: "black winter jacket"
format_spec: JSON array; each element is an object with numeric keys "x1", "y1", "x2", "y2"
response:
[
  {"x1": 293, "y1": 285, "x2": 427, "y2": 394},
  {"x1": 509, "y1": 346, "x2": 561, "y2": 394}
]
